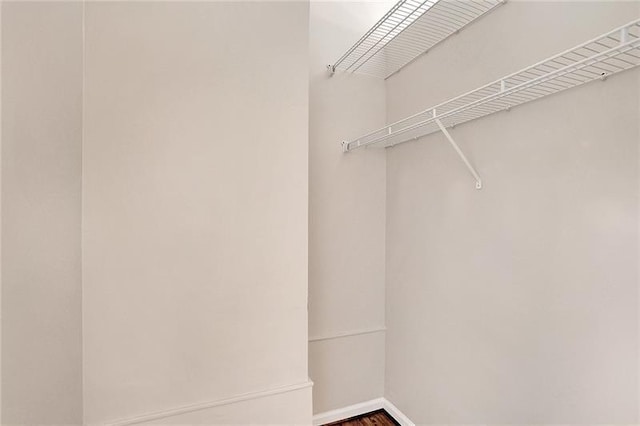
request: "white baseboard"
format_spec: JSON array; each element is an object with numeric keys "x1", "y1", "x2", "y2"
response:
[
  {"x1": 312, "y1": 398, "x2": 384, "y2": 426},
  {"x1": 382, "y1": 398, "x2": 415, "y2": 426},
  {"x1": 312, "y1": 397, "x2": 414, "y2": 426}
]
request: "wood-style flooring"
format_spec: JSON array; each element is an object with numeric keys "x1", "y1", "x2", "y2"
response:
[{"x1": 325, "y1": 409, "x2": 399, "y2": 426}]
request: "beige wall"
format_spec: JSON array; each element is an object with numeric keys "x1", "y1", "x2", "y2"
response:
[
  {"x1": 2, "y1": 1, "x2": 311, "y2": 424},
  {"x1": 141, "y1": 385, "x2": 312, "y2": 425},
  {"x1": 385, "y1": 1, "x2": 640, "y2": 424},
  {"x1": 308, "y1": 0, "x2": 390, "y2": 414},
  {"x1": 4, "y1": 1, "x2": 637, "y2": 424},
  {"x1": 1, "y1": 2, "x2": 83, "y2": 424},
  {"x1": 82, "y1": 2, "x2": 310, "y2": 424},
  {"x1": 1, "y1": 3, "x2": 3, "y2": 422}
]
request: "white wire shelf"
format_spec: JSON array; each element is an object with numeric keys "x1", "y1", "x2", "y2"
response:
[
  {"x1": 343, "y1": 19, "x2": 640, "y2": 153},
  {"x1": 329, "y1": 0, "x2": 504, "y2": 79}
]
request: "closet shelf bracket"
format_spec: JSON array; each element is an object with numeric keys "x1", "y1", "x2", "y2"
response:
[{"x1": 434, "y1": 118, "x2": 482, "y2": 189}]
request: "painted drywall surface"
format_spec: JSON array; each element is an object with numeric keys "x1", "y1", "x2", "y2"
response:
[
  {"x1": 141, "y1": 385, "x2": 312, "y2": 425},
  {"x1": 82, "y1": 2, "x2": 309, "y2": 424},
  {"x1": 0, "y1": 3, "x2": 3, "y2": 423},
  {"x1": 308, "y1": 0, "x2": 390, "y2": 413},
  {"x1": 0, "y1": 3, "x2": 3, "y2": 422},
  {"x1": 385, "y1": 1, "x2": 640, "y2": 424},
  {"x1": 1, "y1": 2, "x2": 83, "y2": 424},
  {"x1": 309, "y1": 333, "x2": 385, "y2": 413}
]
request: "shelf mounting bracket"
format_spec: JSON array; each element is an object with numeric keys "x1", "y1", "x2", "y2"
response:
[{"x1": 435, "y1": 118, "x2": 482, "y2": 190}]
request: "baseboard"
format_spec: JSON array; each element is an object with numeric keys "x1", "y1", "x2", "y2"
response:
[
  {"x1": 382, "y1": 399, "x2": 415, "y2": 426},
  {"x1": 312, "y1": 398, "x2": 384, "y2": 425},
  {"x1": 312, "y1": 398, "x2": 414, "y2": 426}
]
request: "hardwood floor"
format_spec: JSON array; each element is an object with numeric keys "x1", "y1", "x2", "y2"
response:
[{"x1": 325, "y1": 409, "x2": 399, "y2": 426}]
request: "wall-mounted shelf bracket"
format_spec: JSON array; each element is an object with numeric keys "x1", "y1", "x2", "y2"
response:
[{"x1": 434, "y1": 118, "x2": 482, "y2": 189}]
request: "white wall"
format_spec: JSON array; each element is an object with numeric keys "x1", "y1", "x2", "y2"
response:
[
  {"x1": 1, "y1": 2, "x2": 83, "y2": 424},
  {"x1": 81, "y1": 2, "x2": 310, "y2": 424},
  {"x1": 308, "y1": 0, "x2": 390, "y2": 414},
  {"x1": 384, "y1": 1, "x2": 640, "y2": 424}
]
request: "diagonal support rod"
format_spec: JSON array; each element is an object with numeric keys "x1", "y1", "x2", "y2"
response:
[{"x1": 435, "y1": 118, "x2": 482, "y2": 190}]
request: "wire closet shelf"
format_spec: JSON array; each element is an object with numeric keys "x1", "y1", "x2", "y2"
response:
[
  {"x1": 330, "y1": 0, "x2": 504, "y2": 79},
  {"x1": 343, "y1": 18, "x2": 640, "y2": 153}
]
